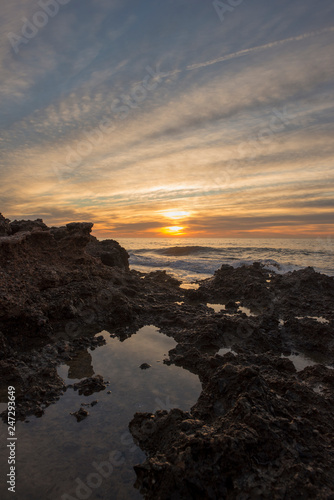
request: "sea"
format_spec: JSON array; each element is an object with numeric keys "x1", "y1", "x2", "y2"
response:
[{"x1": 116, "y1": 237, "x2": 334, "y2": 282}]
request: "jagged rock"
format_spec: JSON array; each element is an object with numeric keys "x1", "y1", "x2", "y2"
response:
[
  {"x1": 140, "y1": 363, "x2": 151, "y2": 369},
  {"x1": 0, "y1": 216, "x2": 137, "y2": 337},
  {"x1": 1, "y1": 212, "x2": 333, "y2": 499},
  {"x1": 225, "y1": 300, "x2": 238, "y2": 310},
  {"x1": 72, "y1": 375, "x2": 106, "y2": 396},
  {"x1": 0, "y1": 213, "x2": 12, "y2": 236},
  {"x1": 130, "y1": 353, "x2": 334, "y2": 500},
  {"x1": 71, "y1": 408, "x2": 89, "y2": 422},
  {"x1": 50, "y1": 222, "x2": 93, "y2": 248},
  {"x1": 10, "y1": 218, "x2": 47, "y2": 234},
  {"x1": 86, "y1": 235, "x2": 129, "y2": 269},
  {"x1": 194, "y1": 263, "x2": 273, "y2": 308}
]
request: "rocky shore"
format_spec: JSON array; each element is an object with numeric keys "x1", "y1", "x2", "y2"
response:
[{"x1": 0, "y1": 213, "x2": 333, "y2": 499}]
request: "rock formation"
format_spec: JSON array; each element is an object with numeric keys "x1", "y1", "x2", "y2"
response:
[
  {"x1": 0, "y1": 213, "x2": 11, "y2": 236},
  {"x1": 86, "y1": 235, "x2": 129, "y2": 269},
  {"x1": 1, "y1": 213, "x2": 333, "y2": 499},
  {"x1": 0, "y1": 217, "x2": 131, "y2": 338},
  {"x1": 130, "y1": 351, "x2": 334, "y2": 499}
]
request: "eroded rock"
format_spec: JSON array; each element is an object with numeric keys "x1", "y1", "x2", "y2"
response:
[
  {"x1": 86, "y1": 236, "x2": 129, "y2": 269},
  {"x1": 71, "y1": 408, "x2": 89, "y2": 422},
  {"x1": 0, "y1": 213, "x2": 12, "y2": 236},
  {"x1": 72, "y1": 375, "x2": 106, "y2": 396},
  {"x1": 130, "y1": 352, "x2": 334, "y2": 499}
]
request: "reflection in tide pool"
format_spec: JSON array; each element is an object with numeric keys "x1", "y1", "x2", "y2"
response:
[
  {"x1": 281, "y1": 352, "x2": 333, "y2": 372},
  {"x1": 238, "y1": 306, "x2": 257, "y2": 317},
  {"x1": 0, "y1": 326, "x2": 201, "y2": 500},
  {"x1": 207, "y1": 303, "x2": 225, "y2": 313},
  {"x1": 179, "y1": 282, "x2": 200, "y2": 290},
  {"x1": 296, "y1": 316, "x2": 330, "y2": 324},
  {"x1": 281, "y1": 353, "x2": 317, "y2": 371},
  {"x1": 207, "y1": 303, "x2": 257, "y2": 317},
  {"x1": 218, "y1": 347, "x2": 236, "y2": 356},
  {"x1": 218, "y1": 347, "x2": 332, "y2": 372}
]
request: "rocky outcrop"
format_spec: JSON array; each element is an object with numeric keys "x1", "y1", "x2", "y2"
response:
[
  {"x1": 86, "y1": 235, "x2": 129, "y2": 269},
  {"x1": 10, "y1": 218, "x2": 48, "y2": 234},
  {"x1": 193, "y1": 262, "x2": 274, "y2": 308},
  {"x1": 0, "y1": 216, "x2": 134, "y2": 339},
  {"x1": 130, "y1": 351, "x2": 334, "y2": 499},
  {"x1": 193, "y1": 263, "x2": 334, "y2": 319},
  {"x1": 1, "y1": 213, "x2": 334, "y2": 499},
  {"x1": 72, "y1": 374, "x2": 107, "y2": 396},
  {"x1": 128, "y1": 263, "x2": 334, "y2": 499},
  {"x1": 0, "y1": 213, "x2": 11, "y2": 236},
  {"x1": 0, "y1": 214, "x2": 183, "y2": 421},
  {"x1": 184, "y1": 263, "x2": 334, "y2": 357}
]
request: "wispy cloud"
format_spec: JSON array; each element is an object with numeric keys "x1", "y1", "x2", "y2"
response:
[{"x1": 1, "y1": 0, "x2": 333, "y2": 236}]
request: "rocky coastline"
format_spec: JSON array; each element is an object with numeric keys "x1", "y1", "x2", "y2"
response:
[{"x1": 0, "y1": 213, "x2": 333, "y2": 499}]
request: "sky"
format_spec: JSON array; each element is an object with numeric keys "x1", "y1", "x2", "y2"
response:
[{"x1": 0, "y1": 0, "x2": 333, "y2": 238}]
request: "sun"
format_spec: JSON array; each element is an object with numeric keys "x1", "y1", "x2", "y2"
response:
[
  {"x1": 161, "y1": 226, "x2": 186, "y2": 236},
  {"x1": 157, "y1": 209, "x2": 190, "y2": 236}
]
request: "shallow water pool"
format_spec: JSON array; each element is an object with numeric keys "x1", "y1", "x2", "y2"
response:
[{"x1": 0, "y1": 325, "x2": 202, "y2": 500}]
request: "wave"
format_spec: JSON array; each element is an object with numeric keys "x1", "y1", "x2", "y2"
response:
[
  {"x1": 120, "y1": 238, "x2": 334, "y2": 280},
  {"x1": 131, "y1": 246, "x2": 213, "y2": 256},
  {"x1": 129, "y1": 253, "x2": 309, "y2": 277},
  {"x1": 129, "y1": 245, "x2": 328, "y2": 258},
  {"x1": 155, "y1": 246, "x2": 214, "y2": 256}
]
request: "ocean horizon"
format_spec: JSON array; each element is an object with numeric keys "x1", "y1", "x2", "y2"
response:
[{"x1": 112, "y1": 237, "x2": 334, "y2": 282}]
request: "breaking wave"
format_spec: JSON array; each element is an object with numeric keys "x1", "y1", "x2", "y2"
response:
[{"x1": 114, "y1": 238, "x2": 334, "y2": 282}]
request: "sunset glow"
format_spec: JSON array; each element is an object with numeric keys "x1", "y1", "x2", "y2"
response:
[
  {"x1": 160, "y1": 211, "x2": 191, "y2": 220},
  {"x1": 161, "y1": 226, "x2": 187, "y2": 236},
  {"x1": 0, "y1": 1, "x2": 333, "y2": 238}
]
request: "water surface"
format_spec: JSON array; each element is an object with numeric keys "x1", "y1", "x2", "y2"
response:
[{"x1": 0, "y1": 326, "x2": 201, "y2": 500}]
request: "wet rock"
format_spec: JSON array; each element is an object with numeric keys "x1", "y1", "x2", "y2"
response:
[
  {"x1": 196, "y1": 263, "x2": 273, "y2": 308},
  {"x1": 143, "y1": 270, "x2": 181, "y2": 287},
  {"x1": 130, "y1": 352, "x2": 334, "y2": 500},
  {"x1": 71, "y1": 408, "x2": 89, "y2": 422},
  {"x1": 140, "y1": 363, "x2": 151, "y2": 370},
  {"x1": 81, "y1": 400, "x2": 98, "y2": 407},
  {"x1": 1, "y1": 213, "x2": 334, "y2": 499},
  {"x1": 225, "y1": 300, "x2": 237, "y2": 310},
  {"x1": 73, "y1": 375, "x2": 106, "y2": 396}
]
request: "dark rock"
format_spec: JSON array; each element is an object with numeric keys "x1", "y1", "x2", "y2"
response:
[
  {"x1": 10, "y1": 218, "x2": 47, "y2": 234},
  {"x1": 0, "y1": 213, "x2": 12, "y2": 236},
  {"x1": 1, "y1": 212, "x2": 334, "y2": 499},
  {"x1": 86, "y1": 236, "x2": 129, "y2": 269},
  {"x1": 0, "y1": 216, "x2": 140, "y2": 338},
  {"x1": 71, "y1": 408, "x2": 89, "y2": 422},
  {"x1": 225, "y1": 300, "x2": 237, "y2": 309},
  {"x1": 140, "y1": 363, "x2": 151, "y2": 370},
  {"x1": 195, "y1": 262, "x2": 273, "y2": 308},
  {"x1": 130, "y1": 353, "x2": 334, "y2": 500},
  {"x1": 73, "y1": 375, "x2": 106, "y2": 396}
]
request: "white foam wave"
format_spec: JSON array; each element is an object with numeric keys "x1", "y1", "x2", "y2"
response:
[{"x1": 126, "y1": 241, "x2": 334, "y2": 282}]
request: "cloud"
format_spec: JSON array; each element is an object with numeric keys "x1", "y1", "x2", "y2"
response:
[{"x1": 1, "y1": 1, "x2": 334, "y2": 236}]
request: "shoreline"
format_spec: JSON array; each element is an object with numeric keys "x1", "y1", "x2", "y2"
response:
[
  {"x1": 0, "y1": 215, "x2": 333, "y2": 498},
  {"x1": 120, "y1": 237, "x2": 334, "y2": 282}
]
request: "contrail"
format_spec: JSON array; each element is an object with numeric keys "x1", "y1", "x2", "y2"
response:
[{"x1": 185, "y1": 26, "x2": 334, "y2": 71}]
